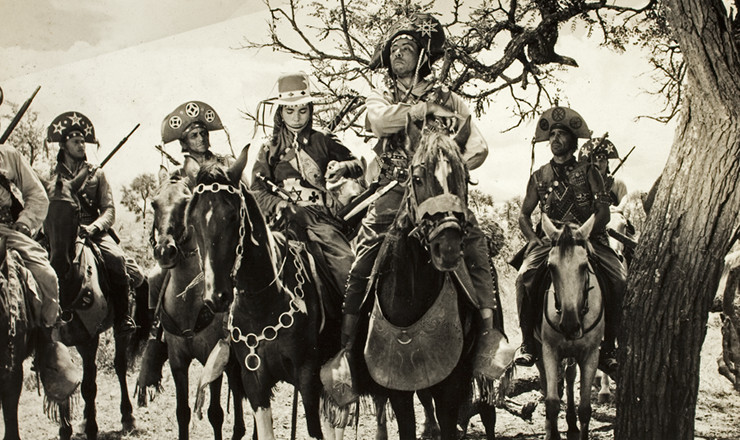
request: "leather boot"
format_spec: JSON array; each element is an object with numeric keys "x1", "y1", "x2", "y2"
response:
[{"x1": 515, "y1": 296, "x2": 538, "y2": 367}]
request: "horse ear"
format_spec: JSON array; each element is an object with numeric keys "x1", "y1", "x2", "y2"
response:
[
  {"x1": 576, "y1": 214, "x2": 596, "y2": 239},
  {"x1": 454, "y1": 115, "x2": 471, "y2": 151},
  {"x1": 227, "y1": 144, "x2": 250, "y2": 186},
  {"x1": 406, "y1": 114, "x2": 421, "y2": 151},
  {"x1": 541, "y1": 213, "x2": 560, "y2": 240}
]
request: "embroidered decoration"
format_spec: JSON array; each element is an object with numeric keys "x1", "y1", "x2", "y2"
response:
[
  {"x1": 185, "y1": 102, "x2": 200, "y2": 118},
  {"x1": 169, "y1": 116, "x2": 182, "y2": 129},
  {"x1": 552, "y1": 107, "x2": 566, "y2": 121},
  {"x1": 417, "y1": 18, "x2": 437, "y2": 38},
  {"x1": 68, "y1": 113, "x2": 83, "y2": 126}
]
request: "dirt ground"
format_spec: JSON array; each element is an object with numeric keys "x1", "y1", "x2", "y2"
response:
[{"x1": 4, "y1": 260, "x2": 740, "y2": 439}]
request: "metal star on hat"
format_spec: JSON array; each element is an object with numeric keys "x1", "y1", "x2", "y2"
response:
[
  {"x1": 417, "y1": 18, "x2": 438, "y2": 38},
  {"x1": 46, "y1": 111, "x2": 97, "y2": 144}
]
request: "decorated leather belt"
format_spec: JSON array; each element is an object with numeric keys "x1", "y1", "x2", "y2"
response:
[
  {"x1": 0, "y1": 206, "x2": 13, "y2": 224},
  {"x1": 280, "y1": 178, "x2": 325, "y2": 206}
]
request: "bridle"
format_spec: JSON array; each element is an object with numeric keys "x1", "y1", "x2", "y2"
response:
[
  {"x1": 544, "y1": 236, "x2": 604, "y2": 337},
  {"x1": 191, "y1": 180, "x2": 307, "y2": 372}
]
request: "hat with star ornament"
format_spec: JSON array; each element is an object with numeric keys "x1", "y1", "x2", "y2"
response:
[
  {"x1": 578, "y1": 137, "x2": 620, "y2": 161},
  {"x1": 533, "y1": 106, "x2": 592, "y2": 143},
  {"x1": 369, "y1": 12, "x2": 446, "y2": 78},
  {"x1": 47, "y1": 111, "x2": 97, "y2": 144},
  {"x1": 161, "y1": 101, "x2": 224, "y2": 144}
]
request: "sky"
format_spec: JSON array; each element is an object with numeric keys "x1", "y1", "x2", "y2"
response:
[{"x1": 0, "y1": 0, "x2": 676, "y2": 204}]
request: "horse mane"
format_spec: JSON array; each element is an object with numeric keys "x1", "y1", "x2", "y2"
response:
[
  {"x1": 195, "y1": 163, "x2": 232, "y2": 186},
  {"x1": 554, "y1": 224, "x2": 578, "y2": 259}
]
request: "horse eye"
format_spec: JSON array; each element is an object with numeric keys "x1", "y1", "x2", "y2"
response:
[{"x1": 413, "y1": 176, "x2": 423, "y2": 186}]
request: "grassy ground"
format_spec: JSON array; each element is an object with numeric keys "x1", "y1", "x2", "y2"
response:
[{"x1": 3, "y1": 259, "x2": 740, "y2": 439}]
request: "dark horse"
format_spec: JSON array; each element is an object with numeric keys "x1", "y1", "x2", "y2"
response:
[
  {"x1": 148, "y1": 176, "x2": 246, "y2": 440},
  {"x1": 351, "y1": 117, "x2": 499, "y2": 440},
  {"x1": 44, "y1": 167, "x2": 149, "y2": 440},
  {"x1": 0, "y1": 237, "x2": 32, "y2": 440},
  {"x1": 187, "y1": 147, "x2": 341, "y2": 439}
]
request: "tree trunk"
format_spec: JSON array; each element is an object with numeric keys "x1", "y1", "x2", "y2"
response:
[{"x1": 615, "y1": 1, "x2": 740, "y2": 439}]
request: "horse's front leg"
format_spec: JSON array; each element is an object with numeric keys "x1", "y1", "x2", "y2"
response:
[
  {"x1": 170, "y1": 353, "x2": 192, "y2": 440},
  {"x1": 208, "y1": 375, "x2": 225, "y2": 440},
  {"x1": 374, "y1": 395, "x2": 389, "y2": 440},
  {"x1": 565, "y1": 360, "x2": 579, "y2": 440},
  {"x1": 297, "y1": 361, "x2": 323, "y2": 439},
  {"x1": 417, "y1": 389, "x2": 440, "y2": 439},
  {"x1": 243, "y1": 369, "x2": 276, "y2": 440},
  {"x1": 577, "y1": 351, "x2": 600, "y2": 440},
  {"x1": 77, "y1": 337, "x2": 100, "y2": 440},
  {"x1": 226, "y1": 361, "x2": 246, "y2": 440},
  {"x1": 541, "y1": 344, "x2": 562, "y2": 440},
  {"x1": 2, "y1": 369, "x2": 22, "y2": 440},
  {"x1": 114, "y1": 332, "x2": 135, "y2": 432},
  {"x1": 387, "y1": 390, "x2": 415, "y2": 440}
]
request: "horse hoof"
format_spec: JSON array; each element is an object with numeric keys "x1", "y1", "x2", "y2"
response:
[
  {"x1": 421, "y1": 424, "x2": 441, "y2": 439},
  {"x1": 598, "y1": 392, "x2": 611, "y2": 404},
  {"x1": 122, "y1": 417, "x2": 136, "y2": 433}
]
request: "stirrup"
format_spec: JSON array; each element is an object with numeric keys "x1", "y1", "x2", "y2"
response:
[
  {"x1": 514, "y1": 345, "x2": 537, "y2": 367},
  {"x1": 115, "y1": 317, "x2": 137, "y2": 336}
]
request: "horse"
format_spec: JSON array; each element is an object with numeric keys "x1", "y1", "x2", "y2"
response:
[
  {"x1": 0, "y1": 237, "x2": 32, "y2": 440},
  {"x1": 43, "y1": 167, "x2": 149, "y2": 440},
  {"x1": 346, "y1": 116, "x2": 504, "y2": 440},
  {"x1": 148, "y1": 176, "x2": 246, "y2": 440},
  {"x1": 536, "y1": 214, "x2": 604, "y2": 440},
  {"x1": 187, "y1": 147, "x2": 341, "y2": 439}
]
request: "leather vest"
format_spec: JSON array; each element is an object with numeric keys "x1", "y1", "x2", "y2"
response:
[{"x1": 533, "y1": 161, "x2": 595, "y2": 225}]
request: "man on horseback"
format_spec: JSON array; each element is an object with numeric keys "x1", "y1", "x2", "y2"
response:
[
  {"x1": 250, "y1": 72, "x2": 364, "y2": 302},
  {"x1": 161, "y1": 101, "x2": 234, "y2": 189},
  {"x1": 340, "y1": 12, "x2": 502, "y2": 378},
  {"x1": 578, "y1": 137, "x2": 628, "y2": 206},
  {"x1": 48, "y1": 112, "x2": 137, "y2": 336},
  {"x1": 513, "y1": 106, "x2": 626, "y2": 377},
  {"x1": 0, "y1": 110, "x2": 77, "y2": 400}
]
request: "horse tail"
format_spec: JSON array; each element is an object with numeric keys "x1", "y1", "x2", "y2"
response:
[{"x1": 127, "y1": 279, "x2": 152, "y2": 368}]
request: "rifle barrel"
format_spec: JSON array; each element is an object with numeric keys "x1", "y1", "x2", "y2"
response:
[
  {"x1": 0, "y1": 86, "x2": 41, "y2": 144},
  {"x1": 100, "y1": 123, "x2": 140, "y2": 167}
]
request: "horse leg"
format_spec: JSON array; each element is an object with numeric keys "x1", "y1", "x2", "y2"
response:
[
  {"x1": 595, "y1": 371, "x2": 611, "y2": 404},
  {"x1": 432, "y1": 384, "x2": 463, "y2": 440},
  {"x1": 208, "y1": 376, "x2": 225, "y2": 440},
  {"x1": 296, "y1": 363, "x2": 323, "y2": 439},
  {"x1": 565, "y1": 361, "x2": 579, "y2": 440},
  {"x1": 374, "y1": 395, "x2": 388, "y2": 440},
  {"x1": 2, "y1": 369, "x2": 22, "y2": 440},
  {"x1": 388, "y1": 391, "x2": 415, "y2": 440},
  {"x1": 417, "y1": 390, "x2": 440, "y2": 439},
  {"x1": 77, "y1": 338, "x2": 100, "y2": 440},
  {"x1": 226, "y1": 364, "x2": 246, "y2": 440},
  {"x1": 58, "y1": 398, "x2": 73, "y2": 440},
  {"x1": 476, "y1": 402, "x2": 497, "y2": 440},
  {"x1": 577, "y1": 353, "x2": 599, "y2": 440},
  {"x1": 114, "y1": 332, "x2": 135, "y2": 433},
  {"x1": 171, "y1": 355, "x2": 192, "y2": 440},
  {"x1": 541, "y1": 347, "x2": 561, "y2": 440}
]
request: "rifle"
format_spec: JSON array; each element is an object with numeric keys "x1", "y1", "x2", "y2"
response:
[
  {"x1": 0, "y1": 86, "x2": 41, "y2": 144},
  {"x1": 327, "y1": 95, "x2": 362, "y2": 133},
  {"x1": 611, "y1": 146, "x2": 635, "y2": 175},
  {"x1": 100, "y1": 123, "x2": 140, "y2": 167},
  {"x1": 254, "y1": 173, "x2": 293, "y2": 202},
  {"x1": 154, "y1": 144, "x2": 181, "y2": 166}
]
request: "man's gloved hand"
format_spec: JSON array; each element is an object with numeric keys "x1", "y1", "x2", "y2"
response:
[
  {"x1": 12, "y1": 222, "x2": 32, "y2": 237},
  {"x1": 79, "y1": 224, "x2": 99, "y2": 238}
]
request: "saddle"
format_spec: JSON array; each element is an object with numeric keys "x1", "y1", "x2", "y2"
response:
[{"x1": 64, "y1": 239, "x2": 108, "y2": 338}]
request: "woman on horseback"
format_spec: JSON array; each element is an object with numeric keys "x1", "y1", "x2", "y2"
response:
[{"x1": 249, "y1": 72, "x2": 364, "y2": 298}]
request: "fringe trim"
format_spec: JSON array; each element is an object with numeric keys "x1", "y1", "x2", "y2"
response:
[
  {"x1": 134, "y1": 382, "x2": 163, "y2": 407},
  {"x1": 472, "y1": 360, "x2": 516, "y2": 406},
  {"x1": 43, "y1": 386, "x2": 80, "y2": 424},
  {"x1": 320, "y1": 391, "x2": 357, "y2": 428}
]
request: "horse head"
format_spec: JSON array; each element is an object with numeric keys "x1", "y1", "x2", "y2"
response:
[
  {"x1": 406, "y1": 115, "x2": 471, "y2": 271},
  {"x1": 542, "y1": 213, "x2": 595, "y2": 340},
  {"x1": 187, "y1": 146, "x2": 259, "y2": 313},
  {"x1": 44, "y1": 167, "x2": 88, "y2": 278},
  {"x1": 151, "y1": 178, "x2": 194, "y2": 269}
]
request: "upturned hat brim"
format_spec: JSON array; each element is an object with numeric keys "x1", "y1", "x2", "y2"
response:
[
  {"x1": 47, "y1": 111, "x2": 97, "y2": 144},
  {"x1": 533, "y1": 106, "x2": 591, "y2": 143},
  {"x1": 161, "y1": 101, "x2": 224, "y2": 144},
  {"x1": 369, "y1": 13, "x2": 445, "y2": 78}
]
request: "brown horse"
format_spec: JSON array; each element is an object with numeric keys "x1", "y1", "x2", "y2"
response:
[
  {"x1": 148, "y1": 176, "x2": 246, "y2": 440},
  {"x1": 0, "y1": 237, "x2": 33, "y2": 440},
  {"x1": 537, "y1": 214, "x2": 604, "y2": 440},
  {"x1": 44, "y1": 168, "x2": 149, "y2": 440},
  {"x1": 187, "y1": 148, "x2": 341, "y2": 439}
]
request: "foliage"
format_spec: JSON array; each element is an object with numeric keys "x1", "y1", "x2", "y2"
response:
[
  {"x1": 120, "y1": 173, "x2": 158, "y2": 221},
  {"x1": 469, "y1": 189, "x2": 525, "y2": 262},
  {"x1": 242, "y1": 0, "x2": 667, "y2": 130}
]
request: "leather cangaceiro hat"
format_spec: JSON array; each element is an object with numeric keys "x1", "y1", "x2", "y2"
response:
[
  {"x1": 578, "y1": 137, "x2": 619, "y2": 161},
  {"x1": 161, "y1": 101, "x2": 224, "y2": 144},
  {"x1": 47, "y1": 111, "x2": 97, "y2": 144},
  {"x1": 274, "y1": 72, "x2": 315, "y2": 106},
  {"x1": 369, "y1": 12, "x2": 446, "y2": 78},
  {"x1": 533, "y1": 106, "x2": 591, "y2": 143}
]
